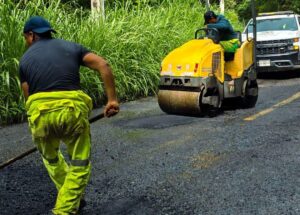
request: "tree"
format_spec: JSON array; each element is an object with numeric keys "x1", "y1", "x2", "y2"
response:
[
  {"x1": 91, "y1": 0, "x2": 105, "y2": 19},
  {"x1": 205, "y1": 0, "x2": 210, "y2": 10},
  {"x1": 220, "y1": 0, "x2": 224, "y2": 14},
  {"x1": 237, "y1": 0, "x2": 300, "y2": 21}
]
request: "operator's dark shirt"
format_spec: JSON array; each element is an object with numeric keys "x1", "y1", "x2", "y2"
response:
[
  {"x1": 207, "y1": 15, "x2": 237, "y2": 41},
  {"x1": 19, "y1": 38, "x2": 90, "y2": 95}
]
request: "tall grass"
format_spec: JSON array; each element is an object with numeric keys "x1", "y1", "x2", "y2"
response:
[{"x1": 0, "y1": 0, "x2": 242, "y2": 124}]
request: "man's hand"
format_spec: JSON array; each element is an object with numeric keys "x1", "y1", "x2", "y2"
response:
[{"x1": 104, "y1": 100, "x2": 119, "y2": 117}]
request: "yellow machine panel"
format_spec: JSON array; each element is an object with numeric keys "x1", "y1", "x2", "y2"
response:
[
  {"x1": 160, "y1": 39, "x2": 224, "y2": 82},
  {"x1": 225, "y1": 40, "x2": 254, "y2": 79}
]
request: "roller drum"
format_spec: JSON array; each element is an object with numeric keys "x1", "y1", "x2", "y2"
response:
[{"x1": 158, "y1": 90, "x2": 202, "y2": 115}]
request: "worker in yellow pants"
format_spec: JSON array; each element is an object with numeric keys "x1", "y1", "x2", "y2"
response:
[{"x1": 20, "y1": 16, "x2": 119, "y2": 214}]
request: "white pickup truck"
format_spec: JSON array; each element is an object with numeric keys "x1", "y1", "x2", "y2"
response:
[{"x1": 243, "y1": 11, "x2": 300, "y2": 73}]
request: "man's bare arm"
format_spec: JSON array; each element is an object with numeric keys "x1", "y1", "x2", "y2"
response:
[
  {"x1": 21, "y1": 82, "x2": 29, "y2": 101},
  {"x1": 83, "y1": 53, "x2": 119, "y2": 117}
]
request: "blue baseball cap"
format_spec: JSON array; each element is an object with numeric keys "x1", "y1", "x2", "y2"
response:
[
  {"x1": 204, "y1": 11, "x2": 217, "y2": 25},
  {"x1": 23, "y1": 16, "x2": 56, "y2": 34}
]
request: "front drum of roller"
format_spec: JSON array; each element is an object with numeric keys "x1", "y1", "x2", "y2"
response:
[{"x1": 158, "y1": 90, "x2": 202, "y2": 115}]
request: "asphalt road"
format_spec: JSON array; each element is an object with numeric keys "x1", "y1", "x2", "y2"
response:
[{"x1": 1, "y1": 72, "x2": 300, "y2": 215}]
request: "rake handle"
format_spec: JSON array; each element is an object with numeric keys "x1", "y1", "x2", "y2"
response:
[{"x1": 0, "y1": 113, "x2": 105, "y2": 170}]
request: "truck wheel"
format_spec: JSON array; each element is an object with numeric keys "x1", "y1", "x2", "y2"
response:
[{"x1": 241, "y1": 79, "x2": 258, "y2": 108}]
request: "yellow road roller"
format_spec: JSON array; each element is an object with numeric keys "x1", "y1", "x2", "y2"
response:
[{"x1": 158, "y1": 28, "x2": 258, "y2": 115}]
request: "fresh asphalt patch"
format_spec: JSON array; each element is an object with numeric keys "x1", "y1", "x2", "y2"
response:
[{"x1": 113, "y1": 114, "x2": 202, "y2": 129}]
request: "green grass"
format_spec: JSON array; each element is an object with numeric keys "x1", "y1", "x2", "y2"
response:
[{"x1": 0, "y1": 0, "x2": 242, "y2": 124}]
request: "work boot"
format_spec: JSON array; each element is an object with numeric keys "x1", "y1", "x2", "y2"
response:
[
  {"x1": 45, "y1": 210, "x2": 54, "y2": 215},
  {"x1": 79, "y1": 199, "x2": 87, "y2": 211},
  {"x1": 51, "y1": 198, "x2": 86, "y2": 214},
  {"x1": 51, "y1": 210, "x2": 78, "y2": 215}
]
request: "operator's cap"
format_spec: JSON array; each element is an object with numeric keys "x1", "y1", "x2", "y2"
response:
[
  {"x1": 23, "y1": 16, "x2": 56, "y2": 34},
  {"x1": 204, "y1": 11, "x2": 217, "y2": 25}
]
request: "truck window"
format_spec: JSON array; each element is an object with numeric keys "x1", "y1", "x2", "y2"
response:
[
  {"x1": 298, "y1": 16, "x2": 300, "y2": 25},
  {"x1": 246, "y1": 17, "x2": 298, "y2": 33}
]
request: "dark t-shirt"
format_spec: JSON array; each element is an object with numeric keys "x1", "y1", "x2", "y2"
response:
[{"x1": 19, "y1": 38, "x2": 90, "y2": 95}]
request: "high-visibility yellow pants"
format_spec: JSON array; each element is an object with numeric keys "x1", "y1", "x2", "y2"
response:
[
  {"x1": 26, "y1": 91, "x2": 93, "y2": 215},
  {"x1": 220, "y1": 38, "x2": 240, "y2": 53}
]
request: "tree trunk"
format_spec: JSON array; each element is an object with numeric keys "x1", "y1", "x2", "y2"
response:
[
  {"x1": 100, "y1": 0, "x2": 105, "y2": 18},
  {"x1": 200, "y1": 0, "x2": 210, "y2": 11},
  {"x1": 91, "y1": 0, "x2": 105, "y2": 20},
  {"x1": 220, "y1": 0, "x2": 225, "y2": 14}
]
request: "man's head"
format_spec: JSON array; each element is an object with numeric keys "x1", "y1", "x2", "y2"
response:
[
  {"x1": 23, "y1": 16, "x2": 56, "y2": 46},
  {"x1": 204, "y1": 11, "x2": 217, "y2": 25}
]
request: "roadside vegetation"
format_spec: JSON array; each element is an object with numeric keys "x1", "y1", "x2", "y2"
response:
[{"x1": 0, "y1": 0, "x2": 242, "y2": 124}]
